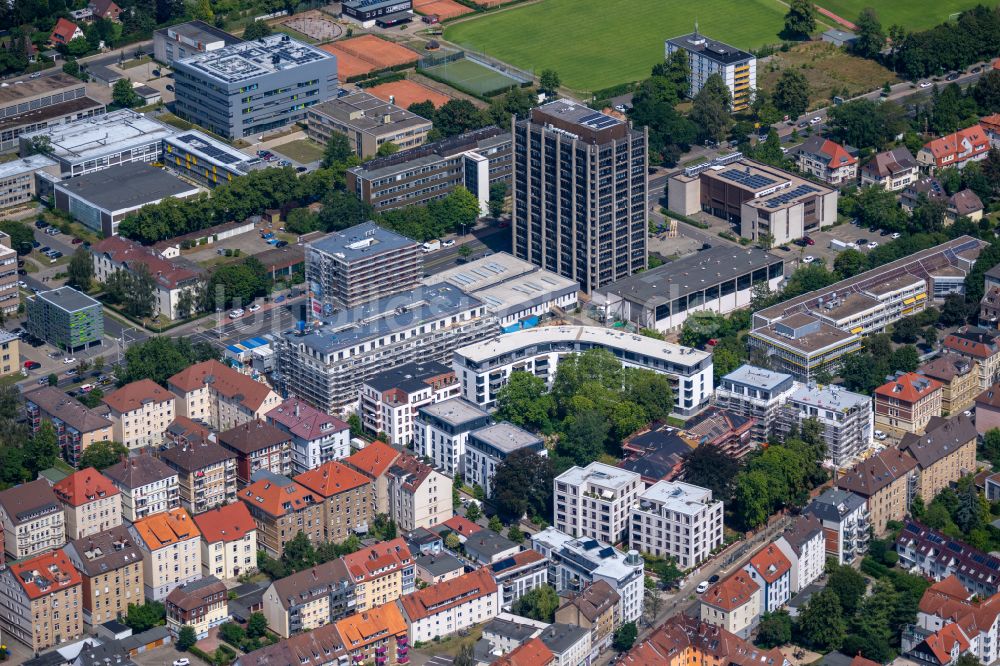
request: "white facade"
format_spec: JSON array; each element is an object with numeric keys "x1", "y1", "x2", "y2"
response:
[
  {"x1": 782, "y1": 383, "x2": 874, "y2": 469},
  {"x1": 805, "y1": 488, "x2": 870, "y2": 565},
  {"x1": 554, "y1": 463, "x2": 643, "y2": 545},
  {"x1": 387, "y1": 463, "x2": 453, "y2": 532},
  {"x1": 465, "y1": 423, "x2": 544, "y2": 497},
  {"x1": 405, "y1": 584, "x2": 501, "y2": 643},
  {"x1": 665, "y1": 33, "x2": 756, "y2": 112},
  {"x1": 630, "y1": 481, "x2": 723, "y2": 569},
  {"x1": 413, "y1": 398, "x2": 491, "y2": 477},
  {"x1": 358, "y1": 362, "x2": 460, "y2": 447},
  {"x1": 454, "y1": 326, "x2": 713, "y2": 416},
  {"x1": 716, "y1": 364, "x2": 797, "y2": 444},
  {"x1": 201, "y1": 531, "x2": 257, "y2": 581},
  {"x1": 774, "y1": 517, "x2": 826, "y2": 594},
  {"x1": 116, "y1": 474, "x2": 179, "y2": 523}
]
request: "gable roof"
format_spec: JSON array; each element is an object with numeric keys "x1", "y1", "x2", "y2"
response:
[
  {"x1": 386, "y1": 453, "x2": 435, "y2": 493},
  {"x1": 89, "y1": 0, "x2": 121, "y2": 17},
  {"x1": 899, "y1": 413, "x2": 977, "y2": 470},
  {"x1": 294, "y1": 461, "x2": 371, "y2": 498},
  {"x1": 836, "y1": 447, "x2": 918, "y2": 497},
  {"x1": 399, "y1": 567, "x2": 497, "y2": 621},
  {"x1": 702, "y1": 572, "x2": 759, "y2": 611},
  {"x1": 435, "y1": 515, "x2": 481, "y2": 539},
  {"x1": 944, "y1": 327, "x2": 1000, "y2": 359},
  {"x1": 801, "y1": 136, "x2": 857, "y2": 169},
  {"x1": 334, "y1": 603, "x2": 407, "y2": 648},
  {"x1": 922, "y1": 125, "x2": 989, "y2": 163},
  {"x1": 267, "y1": 398, "x2": 348, "y2": 443},
  {"x1": 556, "y1": 579, "x2": 620, "y2": 623},
  {"x1": 874, "y1": 372, "x2": 941, "y2": 403},
  {"x1": 620, "y1": 614, "x2": 786, "y2": 666},
  {"x1": 921, "y1": 622, "x2": 971, "y2": 665},
  {"x1": 950, "y1": 189, "x2": 984, "y2": 217},
  {"x1": 53, "y1": 468, "x2": 119, "y2": 507},
  {"x1": 0, "y1": 479, "x2": 62, "y2": 525},
  {"x1": 51, "y1": 18, "x2": 80, "y2": 42},
  {"x1": 66, "y1": 524, "x2": 143, "y2": 577},
  {"x1": 131, "y1": 507, "x2": 199, "y2": 549},
  {"x1": 93, "y1": 237, "x2": 201, "y2": 291},
  {"x1": 341, "y1": 538, "x2": 412, "y2": 582},
  {"x1": 864, "y1": 146, "x2": 918, "y2": 178},
  {"x1": 168, "y1": 360, "x2": 275, "y2": 413},
  {"x1": 25, "y1": 386, "x2": 113, "y2": 433},
  {"x1": 918, "y1": 353, "x2": 976, "y2": 383},
  {"x1": 104, "y1": 453, "x2": 176, "y2": 490},
  {"x1": 192, "y1": 502, "x2": 255, "y2": 543},
  {"x1": 343, "y1": 440, "x2": 400, "y2": 480},
  {"x1": 219, "y1": 419, "x2": 292, "y2": 454},
  {"x1": 159, "y1": 439, "x2": 234, "y2": 473},
  {"x1": 746, "y1": 544, "x2": 791, "y2": 584},
  {"x1": 492, "y1": 637, "x2": 554, "y2": 666},
  {"x1": 103, "y1": 378, "x2": 175, "y2": 414},
  {"x1": 270, "y1": 558, "x2": 353, "y2": 610},
  {"x1": 166, "y1": 576, "x2": 226, "y2": 611},
  {"x1": 778, "y1": 514, "x2": 823, "y2": 556}
]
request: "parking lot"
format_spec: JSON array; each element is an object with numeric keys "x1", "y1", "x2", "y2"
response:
[
  {"x1": 773, "y1": 221, "x2": 899, "y2": 271},
  {"x1": 130, "y1": 643, "x2": 190, "y2": 666}
]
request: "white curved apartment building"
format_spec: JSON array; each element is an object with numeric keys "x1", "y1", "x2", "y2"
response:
[{"x1": 453, "y1": 325, "x2": 713, "y2": 416}]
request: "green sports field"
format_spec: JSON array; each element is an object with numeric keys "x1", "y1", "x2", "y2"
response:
[
  {"x1": 421, "y1": 58, "x2": 523, "y2": 96},
  {"x1": 813, "y1": 0, "x2": 986, "y2": 32}
]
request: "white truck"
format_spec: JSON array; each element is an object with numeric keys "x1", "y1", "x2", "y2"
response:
[{"x1": 422, "y1": 240, "x2": 441, "y2": 252}]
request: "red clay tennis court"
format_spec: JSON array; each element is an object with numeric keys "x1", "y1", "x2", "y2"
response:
[
  {"x1": 413, "y1": 0, "x2": 474, "y2": 20},
  {"x1": 320, "y1": 35, "x2": 419, "y2": 79},
  {"x1": 366, "y1": 79, "x2": 451, "y2": 108}
]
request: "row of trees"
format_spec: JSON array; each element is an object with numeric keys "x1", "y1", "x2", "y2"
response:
[
  {"x1": 256, "y1": 530, "x2": 362, "y2": 580},
  {"x1": 891, "y1": 5, "x2": 1000, "y2": 80}
]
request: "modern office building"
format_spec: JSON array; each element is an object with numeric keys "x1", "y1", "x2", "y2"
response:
[
  {"x1": 465, "y1": 422, "x2": 545, "y2": 497},
  {"x1": 630, "y1": 481, "x2": 723, "y2": 568},
  {"x1": 595, "y1": 246, "x2": 784, "y2": 332},
  {"x1": 346, "y1": 126, "x2": 512, "y2": 213},
  {"x1": 173, "y1": 34, "x2": 337, "y2": 139},
  {"x1": 358, "y1": 361, "x2": 460, "y2": 446},
  {"x1": 54, "y1": 163, "x2": 200, "y2": 236},
  {"x1": 305, "y1": 91, "x2": 432, "y2": 158},
  {"x1": 163, "y1": 130, "x2": 264, "y2": 188},
  {"x1": 414, "y1": 397, "x2": 491, "y2": 476},
  {"x1": 306, "y1": 221, "x2": 421, "y2": 312},
  {"x1": 780, "y1": 383, "x2": 873, "y2": 469},
  {"x1": 554, "y1": 462, "x2": 643, "y2": 545},
  {"x1": 665, "y1": 31, "x2": 756, "y2": 111},
  {"x1": 0, "y1": 154, "x2": 59, "y2": 210},
  {"x1": 714, "y1": 365, "x2": 796, "y2": 444},
  {"x1": 19, "y1": 110, "x2": 174, "y2": 178},
  {"x1": 512, "y1": 99, "x2": 647, "y2": 293},
  {"x1": 668, "y1": 157, "x2": 837, "y2": 245},
  {"x1": 531, "y1": 527, "x2": 645, "y2": 624},
  {"x1": 26, "y1": 286, "x2": 103, "y2": 352},
  {"x1": 153, "y1": 20, "x2": 242, "y2": 65},
  {"x1": 0, "y1": 73, "x2": 104, "y2": 153},
  {"x1": 277, "y1": 283, "x2": 493, "y2": 413},
  {"x1": 453, "y1": 325, "x2": 713, "y2": 416}
]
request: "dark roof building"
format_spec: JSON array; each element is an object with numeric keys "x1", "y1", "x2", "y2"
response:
[
  {"x1": 463, "y1": 528, "x2": 519, "y2": 565},
  {"x1": 621, "y1": 425, "x2": 696, "y2": 484},
  {"x1": 896, "y1": 521, "x2": 1000, "y2": 597}
]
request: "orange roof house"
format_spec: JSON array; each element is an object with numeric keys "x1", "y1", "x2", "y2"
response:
[
  {"x1": 295, "y1": 461, "x2": 371, "y2": 498},
  {"x1": 344, "y1": 440, "x2": 400, "y2": 479},
  {"x1": 131, "y1": 507, "x2": 200, "y2": 550},
  {"x1": 192, "y1": 502, "x2": 255, "y2": 544},
  {"x1": 493, "y1": 638, "x2": 555, "y2": 666},
  {"x1": 128, "y1": 507, "x2": 202, "y2": 599},
  {"x1": 913, "y1": 574, "x2": 1000, "y2": 662},
  {"x1": 52, "y1": 468, "x2": 119, "y2": 508},
  {"x1": 398, "y1": 567, "x2": 500, "y2": 642},
  {"x1": 333, "y1": 603, "x2": 408, "y2": 665},
  {"x1": 875, "y1": 372, "x2": 943, "y2": 404},
  {"x1": 51, "y1": 18, "x2": 83, "y2": 45},
  {"x1": 294, "y1": 460, "x2": 374, "y2": 544},
  {"x1": 742, "y1": 544, "x2": 792, "y2": 613},
  {"x1": 621, "y1": 614, "x2": 786, "y2": 666},
  {"x1": 168, "y1": 359, "x2": 277, "y2": 415},
  {"x1": 53, "y1": 467, "x2": 122, "y2": 539},
  {"x1": 918, "y1": 125, "x2": 990, "y2": 170},
  {"x1": 239, "y1": 477, "x2": 317, "y2": 519},
  {"x1": 342, "y1": 537, "x2": 414, "y2": 584},
  {"x1": 8, "y1": 548, "x2": 81, "y2": 599},
  {"x1": 700, "y1": 572, "x2": 762, "y2": 638},
  {"x1": 103, "y1": 378, "x2": 175, "y2": 414},
  {"x1": 919, "y1": 622, "x2": 971, "y2": 665}
]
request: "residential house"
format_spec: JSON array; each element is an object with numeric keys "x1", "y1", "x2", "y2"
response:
[
  {"x1": 493, "y1": 637, "x2": 555, "y2": 666},
  {"x1": 948, "y1": 189, "x2": 985, "y2": 222},
  {"x1": 537, "y1": 623, "x2": 592, "y2": 666},
  {"x1": 266, "y1": 398, "x2": 350, "y2": 474},
  {"x1": 715, "y1": 365, "x2": 796, "y2": 444},
  {"x1": 0, "y1": 479, "x2": 66, "y2": 560},
  {"x1": 358, "y1": 360, "x2": 460, "y2": 446},
  {"x1": 262, "y1": 558, "x2": 355, "y2": 638},
  {"x1": 235, "y1": 622, "x2": 347, "y2": 666},
  {"x1": 779, "y1": 382, "x2": 874, "y2": 469},
  {"x1": 158, "y1": 436, "x2": 237, "y2": 515},
  {"x1": 553, "y1": 462, "x2": 643, "y2": 545},
  {"x1": 804, "y1": 487, "x2": 870, "y2": 565},
  {"x1": 50, "y1": 18, "x2": 83, "y2": 45},
  {"x1": 899, "y1": 414, "x2": 978, "y2": 503},
  {"x1": 773, "y1": 514, "x2": 825, "y2": 594},
  {"x1": 860, "y1": 146, "x2": 920, "y2": 190},
  {"x1": 399, "y1": 567, "x2": 501, "y2": 643},
  {"x1": 103, "y1": 379, "x2": 176, "y2": 449},
  {"x1": 192, "y1": 502, "x2": 257, "y2": 580},
  {"x1": 239, "y1": 474, "x2": 323, "y2": 559},
  {"x1": 918, "y1": 353, "x2": 981, "y2": 416},
  {"x1": 742, "y1": 544, "x2": 792, "y2": 613},
  {"x1": 413, "y1": 398, "x2": 491, "y2": 476},
  {"x1": 943, "y1": 327, "x2": 1000, "y2": 389},
  {"x1": 700, "y1": 572, "x2": 762, "y2": 639},
  {"x1": 343, "y1": 440, "x2": 400, "y2": 517},
  {"x1": 901, "y1": 178, "x2": 986, "y2": 222},
  {"x1": 104, "y1": 453, "x2": 179, "y2": 522},
  {"x1": 619, "y1": 424, "x2": 697, "y2": 484},
  {"x1": 835, "y1": 447, "x2": 918, "y2": 535},
  {"x1": 896, "y1": 521, "x2": 1000, "y2": 597},
  {"x1": 166, "y1": 576, "x2": 228, "y2": 639},
  {"x1": 52, "y1": 468, "x2": 121, "y2": 540},
  {"x1": 63, "y1": 524, "x2": 144, "y2": 626},
  {"x1": 681, "y1": 407, "x2": 756, "y2": 460},
  {"x1": 554, "y1": 580, "x2": 620, "y2": 657},
  {"x1": 386, "y1": 454, "x2": 451, "y2": 532},
  {"x1": 414, "y1": 550, "x2": 464, "y2": 584},
  {"x1": 220, "y1": 420, "x2": 293, "y2": 487},
  {"x1": 342, "y1": 537, "x2": 415, "y2": 612},
  {"x1": 167, "y1": 359, "x2": 281, "y2": 432},
  {"x1": 976, "y1": 383, "x2": 1000, "y2": 437},
  {"x1": 917, "y1": 126, "x2": 990, "y2": 171},
  {"x1": 464, "y1": 529, "x2": 520, "y2": 566},
  {"x1": 128, "y1": 507, "x2": 202, "y2": 600},
  {"x1": 465, "y1": 423, "x2": 545, "y2": 498},
  {"x1": 333, "y1": 603, "x2": 409, "y2": 666},
  {"x1": 797, "y1": 136, "x2": 858, "y2": 185},
  {"x1": 24, "y1": 386, "x2": 114, "y2": 467},
  {"x1": 912, "y1": 575, "x2": 1000, "y2": 666},
  {"x1": 618, "y1": 615, "x2": 787, "y2": 666},
  {"x1": 0, "y1": 549, "x2": 82, "y2": 653},
  {"x1": 490, "y1": 549, "x2": 549, "y2": 609},
  {"x1": 980, "y1": 286, "x2": 1000, "y2": 329},
  {"x1": 630, "y1": 480, "x2": 723, "y2": 568},
  {"x1": 476, "y1": 613, "x2": 549, "y2": 662},
  {"x1": 986, "y1": 472, "x2": 1000, "y2": 501},
  {"x1": 88, "y1": 0, "x2": 122, "y2": 20},
  {"x1": 874, "y1": 372, "x2": 943, "y2": 439},
  {"x1": 294, "y1": 461, "x2": 373, "y2": 544}
]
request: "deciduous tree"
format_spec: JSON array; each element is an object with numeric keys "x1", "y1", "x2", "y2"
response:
[
  {"x1": 783, "y1": 0, "x2": 816, "y2": 38},
  {"x1": 774, "y1": 70, "x2": 810, "y2": 117}
]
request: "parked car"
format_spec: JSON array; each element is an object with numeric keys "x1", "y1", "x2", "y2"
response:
[
  {"x1": 38, "y1": 246, "x2": 50, "y2": 254},
  {"x1": 275, "y1": 240, "x2": 288, "y2": 247},
  {"x1": 920, "y1": 81, "x2": 933, "y2": 88},
  {"x1": 803, "y1": 236, "x2": 815, "y2": 246},
  {"x1": 17, "y1": 269, "x2": 26, "y2": 276},
  {"x1": 946, "y1": 72, "x2": 961, "y2": 81},
  {"x1": 803, "y1": 255, "x2": 816, "y2": 264},
  {"x1": 23, "y1": 360, "x2": 40, "y2": 370},
  {"x1": 696, "y1": 581, "x2": 710, "y2": 594},
  {"x1": 856, "y1": 238, "x2": 869, "y2": 246},
  {"x1": 248, "y1": 304, "x2": 261, "y2": 312},
  {"x1": 274, "y1": 295, "x2": 286, "y2": 303},
  {"x1": 891, "y1": 232, "x2": 901, "y2": 239},
  {"x1": 71, "y1": 238, "x2": 83, "y2": 244},
  {"x1": 442, "y1": 239, "x2": 455, "y2": 247},
  {"x1": 874, "y1": 430, "x2": 888, "y2": 441},
  {"x1": 229, "y1": 309, "x2": 244, "y2": 319},
  {"x1": 63, "y1": 357, "x2": 76, "y2": 364},
  {"x1": 868, "y1": 241, "x2": 879, "y2": 249},
  {"x1": 17, "y1": 281, "x2": 26, "y2": 288},
  {"x1": 34, "y1": 220, "x2": 48, "y2": 229},
  {"x1": 810, "y1": 116, "x2": 822, "y2": 125}
]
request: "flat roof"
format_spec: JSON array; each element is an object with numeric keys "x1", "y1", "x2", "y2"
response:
[
  {"x1": 456, "y1": 325, "x2": 711, "y2": 367},
  {"x1": 722, "y1": 364, "x2": 793, "y2": 391},
  {"x1": 311, "y1": 91, "x2": 431, "y2": 137},
  {"x1": 639, "y1": 480, "x2": 714, "y2": 515},
  {"x1": 599, "y1": 245, "x2": 782, "y2": 306},
  {"x1": 165, "y1": 129, "x2": 261, "y2": 172},
  {"x1": 55, "y1": 163, "x2": 199, "y2": 211},
  {"x1": 176, "y1": 33, "x2": 332, "y2": 84},
  {"x1": 474, "y1": 272, "x2": 578, "y2": 318},
  {"x1": 0, "y1": 154, "x2": 56, "y2": 179},
  {"x1": 865, "y1": 274, "x2": 926, "y2": 296},
  {"x1": 419, "y1": 397, "x2": 488, "y2": 426},
  {"x1": 0, "y1": 72, "x2": 84, "y2": 106},
  {"x1": 33, "y1": 286, "x2": 100, "y2": 312},
  {"x1": 470, "y1": 422, "x2": 542, "y2": 453},
  {"x1": 816, "y1": 292, "x2": 881, "y2": 321},
  {"x1": 533, "y1": 99, "x2": 624, "y2": 132},
  {"x1": 666, "y1": 32, "x2": 754, "y2": 65},
  {"x1": 0, "y1": 96, "x2": 104, "y2": 133},
  {"x1": 22, "y1": 110, "x2": 175, "y2": 164},
  {"x1": 787, "y1": 383, "x2": 869, "y2": 411},
  {"x1": 556, "y1": 462, "x2": 639, "y2": 491},
  {"x1": 350, "y1": 126, "x2": 507, "y2": 180},
  {"x1": 752, "y1": 315, "x2": 859, "y2": 355},
  {"x1": 159, "y1": 20, "x2": 241, "y2": 47},
  {"x1": 426, "y1": 253, "x2": 538, "y2": 292},
  {"x1": 531, "y1": 527, "x2": 639, "y2": 582},
  {"x1": 308, "y1": 221, "x2": 418, "y2": 262}
]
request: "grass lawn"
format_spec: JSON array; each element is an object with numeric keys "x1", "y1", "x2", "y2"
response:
[
  {"x1": 445, "y1": 0, "x2": 792, "y2": 92},
  {"x1": 758, "y1": 41, "x2": 899, "y2": 111},
  {"x1": 815, "y1": 0, "x2": 984, "y2": 31},
  {"x1": 273, "y1": 139, "x2": 325, "y2": 164},
  {"x1": 415, "y1": 626, "x2": 484, "y2": 657}
]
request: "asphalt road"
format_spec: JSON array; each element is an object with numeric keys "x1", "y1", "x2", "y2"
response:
[{"x1": 422, "y1": 224, "x2": 513, "y2": 276}]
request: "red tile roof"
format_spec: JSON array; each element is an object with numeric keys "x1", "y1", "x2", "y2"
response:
[
  {"x1": 923, "y1": 622, "x2": 970, "y2": 665},
  {"x1": 851, "y1": 656, "x2": 882, "y2": 666},
  {"x1": 702, "y1": 572, "x2": 759, "y2": 612},
  {"x1": 344, "y1": 441, "x2": 400, "y2": 479},
  {"x1": 399, "y1": 567, "x2": 497, "y2": 621},
  {"x1": 9, "y1": 549, "x2": 81, "y2": 600},
  {"x1": 492, "y1": 637, "x2": 554, "y2": 666},
  {"x1": 239, "y1": 478, "x2": 317, "y2": 518},
  {"x1": 334, "y1": 603, "x2": 407, "y2": 649},
  {"x1": 981, "y1": 113, "x2": 1000, "y2": 134},
  {"x1": 620, "y1": 614, "x2": 785, "y2": 666},
  {"x1": 93, "y1": 236, "x2": 202, "y2": 291},
  {"x1": 922, "y1": 125, "x2": 990, "y2": 166},
  {"x1": 746, "y1": 544, "x2": 791, "y2": 584},
  {"x1": 192, "y1": 502, "x2": 255, "y2": 543},
  {"x1": 50, "y1": 18, "x2": 80, "y2": 44},
  {"x1": 168, "y1": 360, "x2": 275, "y2": 412},
  {"x1": 342, "y1": 538, "x2": 412, "y2": 583},
  {"x1": 132, "y1": 507, "x2": 200, "y2": 549},
  {"x1": 919, "y1": 575, "x2": 1000, "y2": 645},
  {"x1": 438, "y1": 515, "x2": 480, "y2": 538},
  {"x1": 103, "y1": 378, "x2": 175, "y2": 414},
  {"x1": 874, "y1": 372, "x2": 941, "y2": 403},
  {"x1": 294, "y1": 461, "x2": 371, "y2": 498},
  {"x1": 267, "y1": 398, "x2": 348, "y2": 442},
  {"x1": 806, "y1": 137, "x2": 857, "y2": 169},
  {"x1": 52, "y1": 468, "x2": 119, "y2": 507}
]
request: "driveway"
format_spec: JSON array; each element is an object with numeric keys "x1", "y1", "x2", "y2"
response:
[{"x1": 129, "y1": 643, "x2": 189, "y2": 666}]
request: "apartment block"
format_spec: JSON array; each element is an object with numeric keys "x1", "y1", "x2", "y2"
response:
[
  {"x1": 399, "y1": 568, "x2": 500, "y2": 643},
  {"x1": 466, "y1": 422, "x2": 544, "y2": 498},
  {"x1": 665, "y1": 31, "x2": 755, "y2": 111},
  {"x1": 875, "y1": 372, "x2": 943, "y2": 439},
  {"x1": 0, "y1": 479, "x2": 66, "y2": 561},
  {"x1": 630, "y1": 481, "x2": 723, "y2": 568},
  {"x1": 896, "y1": 521, "x2": 1000, "y2": 597},
  {"x1": 359, "y1": 360, "x2": 460, "y2": 446},
  {"x1": 219, "y1": 419, "x2": 293, "y2": 487},
  {"x1": 166, "y1": 576, "x2": 228, "y2": 640},
  {"x1": 796, "y1": 136, "x2": 857, "y2": 185},
  {"x1": 129, "y1": 507, "x2": 202, "y2": 600},
  {"x1": 192, "y1": 503, "x2": 257, "y2": 580},
  {"x1": 173, "y1": 34, "x2": 337, "y2": 139},
  {"x1": 700, "y1": 572, "x2": 761, "y2": 639},
  {"x1": 0, "y1": 330, "x2": 19, "y2": 377},
  {"x1": 917, "y1": 353, "x2": 980, "y2": 416},
  {"x1": 512, "y1": 99, "x2": 647, "y2": 293},
  {"x1": 158, "y1": 437, "x2": 238, "y2": 515},
  {"x1": 332, "y1": 603, "x2": 409, "y2": 666},
  {"x1": 861, "y1": 146, "x2": 919, "y2": 191},
  {"x1": 910, "y1": 576, "x2": 1000, "y2": 666},
  {"x1": 168, "y1": 359, "x2": 281, "y2": 432},
  {"x1": 917, "y1": 125, "x2": 990, "y2": 171},
  {"x1": 414, "y1": 398, "x2": 490, "y2": 477},
  {"x1": 63, "y1": 525, "x2": 144, "y2": 626},
  {"x1": 103, "y1": 378, "x2": 176, "y2": 449},
  {"x1": 91, "y1": 236, "x2": 203, "y2": 317},
  {"x1": 490, "y1": 549, "x2": 549, "y2": 609},
  {"x1": 239, "y1": 474, "x2": 323, "y2": 559},
  {"x1": 294, "y1": 462, "x2": 373, "y2": 544},
  {"x1": 900, "y1": 414, "x2": 978, "y2": 503},
  {"x1": 742, "y1": 544, "x2": 792, "y2": 613},
  {"x1": 52, "y1": 468, "x2": 122, "y2": 540},
  {"x1": 836, "y1": 447, "x2": 918, "y2": 536},
  {"x1": 267, "y1": 398, "x2": 350, "y2": 474},
  {"x1": 342, "y1": 537, "x2": 415, "y2": 612},
  {"x1": 0, "y1": 549, "x2": 82, "y2": 652},
  {"x1": 23, "y1": 386, "x2": 113, "y2": 467},
  {"x1": 554, "y1": 580, "x2": 621, "y2": 656},
  {"x1": 306, "y1": 92, "x2": 431, "y2": 158},
  {"x1": 554, "y1": 463, "x2": 643, "y2": 545},
  {"x1": 773, "y1": 514, "x2": 825, "y2": 594},
  {"x1": 623, "y1": 615, "x2": 785, "y2": 666},
  {"x1": 386, "y1": 454, "x2": 452, "y2": 532},
  {"x1": 804, "y1": 488, "x2": 869, "y2": 565},
  {"x1": 344, "y1": 440, "x2": 401, "y2": 517},
  {"x1": 780, "y1": 382, "x2": 873, "y2": 469},
  {"x1": 943, "y1": 327, "x2": 1000, "y2": 389},
  {"x1": 262, "y1": 558, "x2": 355, "y2": 638},
  {"x1": 104, "y1": 454, "x2": 180, "y2": 522},
  {"x1": 715, "y1": 365, "x2": 795, "y2": 444}
]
